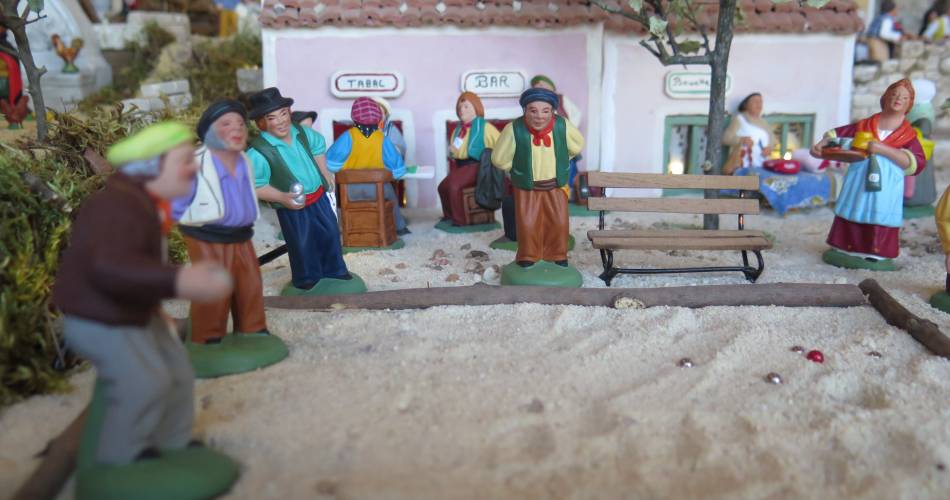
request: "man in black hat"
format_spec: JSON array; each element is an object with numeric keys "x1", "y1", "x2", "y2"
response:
[
  {"x1": 246, "y1": 87, "x2": 364, "y2": 295},
  {"x1": 492, "y1": 88, "x2": 584, "y2": 283}
]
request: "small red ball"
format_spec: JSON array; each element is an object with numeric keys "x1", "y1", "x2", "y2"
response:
[{"x1": 806, "y1": 350, "x2": 824, "y2": 363}]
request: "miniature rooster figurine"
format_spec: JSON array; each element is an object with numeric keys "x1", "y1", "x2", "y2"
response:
[
  {"x1": 0, "y1": 94, "x2": 29, "y2": 129},
  {"x1": 51, "y1": 34, "x2": 84, "y2": 74}
]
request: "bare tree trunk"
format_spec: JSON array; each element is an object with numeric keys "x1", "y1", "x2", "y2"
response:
[
  {"x1": 1, "y1": 7, "x2": 49, "y2": 142},
  {"x1": 702, "y1": 0, "x2": 737, "y2": 230}
]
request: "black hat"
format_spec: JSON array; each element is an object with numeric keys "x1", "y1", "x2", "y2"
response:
[
  {"x1": 291, "y1": 110, "x2": 318, "y2": 124},
  {"x1": 196, "y1": 99, "x2": 247, "y2": 139},
  {"x1": 248, "y1": 87, "x2": 294, "y2": 119}
]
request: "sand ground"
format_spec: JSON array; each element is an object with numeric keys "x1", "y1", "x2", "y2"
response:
[{"x1": 1, "y1": 167, "x2": 949, "y2": 499}]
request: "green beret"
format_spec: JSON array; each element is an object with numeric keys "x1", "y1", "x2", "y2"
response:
[{"x1": 106, "y1": 121, "x2": 193, "y2": 166}]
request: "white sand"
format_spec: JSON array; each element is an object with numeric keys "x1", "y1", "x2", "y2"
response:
[{"x1": 2, "y1": 172, "x2": 950, "y2": 499}]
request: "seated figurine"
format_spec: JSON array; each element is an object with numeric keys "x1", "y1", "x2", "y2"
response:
[
  {"x1": 810, "y1": 79, "x2": 926, "y2": 271},
  {"x1": 326, "y1": 97, "x2": 409, "y2": 236},
  {"x1": 722, "y1": 93, "x2": 777, "y2": 174},
  {"x1": 53, "y1": 122, "x2": 239, "y2": 499},
  {"x1": 491, "y1": 88, "x2": 584, "y2": 287},
  {"x1": 171, "y1": 100, "x2": 289, "y2": 378},
  {"x1": 436, "y1": 91, "x2": 500, "y2": 230},
  {"x1": 247, "y1": 87, "x2": 366, "y2": 296}
]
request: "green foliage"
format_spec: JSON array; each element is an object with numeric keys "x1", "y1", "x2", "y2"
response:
[
  {"x1": 186, "y1": 31, "x2": 262, "y2": 104},
  {"x1": 0, "y1": 149, "x2": 94, "y2": 405},
  {"x1": 2, "y1": 105, "x2": 201, "y2": 405}
]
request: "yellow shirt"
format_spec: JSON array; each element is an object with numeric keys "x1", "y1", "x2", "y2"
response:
[
  {"x1": 451, "y1": 121, "x2": 500, "y2": 160},
  {"x1": 343, "y1": 128, "x2": 385, "y2": 170},
  {"x1": 491, "y1": 119, "x2": 584, "y2": 181}
]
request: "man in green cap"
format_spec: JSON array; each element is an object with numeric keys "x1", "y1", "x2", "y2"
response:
[{"x1": 54, "y1": 122, "x2": 234, "y2": 465}]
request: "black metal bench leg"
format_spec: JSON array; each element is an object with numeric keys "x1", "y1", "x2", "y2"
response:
[
  {"x1": 742, "y1": 250, "x2": 765, "y2": 282},
  {"x1": 599, "y1": 249, "x2": 615, "y2": 286}
]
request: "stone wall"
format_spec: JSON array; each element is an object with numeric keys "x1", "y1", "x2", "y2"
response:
[{"x1": 851, "y1": 40, "x2": 950, "y2": 167}]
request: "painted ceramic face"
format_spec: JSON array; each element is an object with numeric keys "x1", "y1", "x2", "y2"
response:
[
  {"x1": 264, "y1": 107, "x2": 293, "y2": 139},
  {"x1": 885, "y1": 86, "x2": 911, "y2": 114},
  {"x1": 525, "y1": 101, "x2": 554, "y2": 131},
  {"x1": 744, "y1": 95, "x2": 763, "y2": 117},
  {"x1": 458, "y1": 99, "x2": 477, "y2": 123},
  {"x1": 149, "y1": 143, "x2": 198, "y2": 199},
  {"x1": 214, "y1": 111, "x2": 248, "y2": 152},
  {"x1": 532, "y1": 81, "x2": 555, "y2": 92}
]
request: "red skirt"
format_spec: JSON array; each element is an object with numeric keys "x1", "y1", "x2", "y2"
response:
[{"x1": 826, "y1": 216, "x2": 900, "y2": 259}]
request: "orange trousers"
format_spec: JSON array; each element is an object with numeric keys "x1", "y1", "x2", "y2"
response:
[
  {"x1": 184, "y1": 237, "x2": 267, "y2": 343},
  {"x1": 513, "y1": 184, "x2": 570, "y2": 263}
]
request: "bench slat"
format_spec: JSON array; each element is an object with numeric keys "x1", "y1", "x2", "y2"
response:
[
  {"x1": 588, "y1": 229, "x2": 767, "y2": 239},
  {"x1": 589, "y1": 172, "x2": 759, "y2": 191},
  {"x1": 591, "y1": 235, "x2": 772, "y2": 251},
  {"x1": 588, "y1": 197, "x2": 760, "y2": 215}
]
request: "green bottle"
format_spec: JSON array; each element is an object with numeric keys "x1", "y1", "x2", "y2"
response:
[{"x1": 865, "y1": 155, "x2": 881, "y2": 192}]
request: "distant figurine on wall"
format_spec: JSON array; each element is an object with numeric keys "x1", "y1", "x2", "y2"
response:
[
  {"x1": 171, "y1": 100, "x2": 288, "y2": 377},
  {"x1": 811, "y1": 78, "x2": 926, "y2": 270},
  {"x1": 438, "y1": 91, "x2": 500, "y2": 228},
  {"x1": 326, "y1": 97, "x2": 409, "y2": 235},
  {"x1": 492, "y1": 88, "x2": 585, "y2": 287},
  {"x1": 866, "y1": 0, "x2": 905, "y2": 61},
  {"x1": 291, "y1": 110, "x2": 318, "y2": 129},
  {"x1": 0, "y1": 27, "x2": 28, "y2": 129},
  {"x1": 53, "y1": 122, "x2": 239, "y2": 498},
  {"x1": 247, "y1": 87, "x2": 366, "y2": 296},
  {"x1": 216, "y1": 0, "x2": 240, "y2": 37}
]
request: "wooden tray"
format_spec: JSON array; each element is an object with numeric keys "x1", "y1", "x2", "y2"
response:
[{"x1": 821, "y1": 147, "x2": 867, "y2": 163}]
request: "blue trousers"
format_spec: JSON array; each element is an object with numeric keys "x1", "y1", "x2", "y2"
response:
[{"x1": 276, "y1": 195, "x2": 348, "y2": 289}]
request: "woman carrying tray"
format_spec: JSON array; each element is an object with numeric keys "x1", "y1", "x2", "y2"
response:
[{"x1": 810, "y1": 78, "x2": 927, "y2": 270}]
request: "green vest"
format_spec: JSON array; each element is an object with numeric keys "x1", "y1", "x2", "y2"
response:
[
  {"x1": 510, "y1": 116, "x2": 570, "y2": 190},
  {"x1": 248, "y1": 123, "x2": 328, "y2": 208}
]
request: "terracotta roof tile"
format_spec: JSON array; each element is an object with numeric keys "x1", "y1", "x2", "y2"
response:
[{"x1": 258, "y1": 0, "x2": 863, "y2": 34}]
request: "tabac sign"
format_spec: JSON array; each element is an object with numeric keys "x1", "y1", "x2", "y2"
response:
[
  {"x1": 461, "y1": 70, "x2": 527, "y2": 98},
  {"x1": 331, "y1": 71, "x2": 404, "y2": 98},
  {"x1": 664, "y1": 70, "x2": 733, "y2": 99}
]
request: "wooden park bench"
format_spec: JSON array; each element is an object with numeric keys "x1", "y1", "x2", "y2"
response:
[{"x1": 587, "y1": 172, "x2": 772, "y2": 286}]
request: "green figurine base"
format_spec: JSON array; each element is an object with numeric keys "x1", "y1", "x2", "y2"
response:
[
  {"x1": 500, "y1": 261, "x2": 583, "y2": 288},
  {"x1": 568, "y1": 202, "x2": 601, "y2": 217},
  {"x1": 62, "y1": 62, "x2": 80, "y2": 74},
  {"x1": 929, "y1": 291, "x2": 950, "y2": 314},
  {"x1": 76, "y1": 382, "x2": 240, "y2": 500},
  {"x1": 7, "y1": 122, "x2": 22, "y2": 130},
  {"x1": 343, "y1": 238, "x2": 405, "y2": 254},
  {"x1": 822, "y1": 248, "x2": 897, "y2": 271},
  {"x1": 490, "y1": 234, "x2": 576, "y2": 252},
  {"x1": 902, "y1": 204, "x2": 935, "y2": 219},
  {"x1": 434, "y1": 219, "x2": 501, "y2": 234},
  {"x1": 281, "y1": 272, "x2": 367, "y2": 296},
  {"x1": 187, "y1": 333, "x2": 289, "y2": 379}
]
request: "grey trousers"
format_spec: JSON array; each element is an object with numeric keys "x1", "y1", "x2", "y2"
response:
[
  {"x1": 64, "y1": 315, "x2": 195, "y2": 465},
  {"x1": 346, "y1": 183, "x2": 407, "y2": 232}
]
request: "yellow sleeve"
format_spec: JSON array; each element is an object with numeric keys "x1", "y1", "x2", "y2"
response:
[
  {"x1": 491, "y1": 123, "x2": 515, "y2": 172},
  {"x1": 483, "y1": 123, "x2": 501, "y2": 149},
  {"x1": 936, "y1": 188, "x2": 950, "y2": 253},
  {"x1": 566, "y1": 120, "x2": 585, "y2": 158}
]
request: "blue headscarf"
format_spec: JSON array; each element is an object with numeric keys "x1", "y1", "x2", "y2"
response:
[{"x1": 519, "y1": 88, "x2": 559, "y2": 110}]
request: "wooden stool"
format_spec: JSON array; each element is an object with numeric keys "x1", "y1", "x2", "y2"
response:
[
  {"x1": 461, "y1": 187, "x2": 495, "y2": 225},
  {"x1": 336, "y1": 169, "x2": 397, "y2": 248}
]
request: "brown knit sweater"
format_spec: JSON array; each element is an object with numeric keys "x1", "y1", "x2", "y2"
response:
[{"x1": 53, "y1": 173, "x2": 179, "y2": 326}]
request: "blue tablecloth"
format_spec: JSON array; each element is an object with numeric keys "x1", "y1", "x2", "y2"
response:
[{"x1": 734, "y1": 167, "x2": 832, "y2": 216}]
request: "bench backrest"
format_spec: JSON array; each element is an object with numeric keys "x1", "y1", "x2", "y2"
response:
[{"x1": 587, "y1": 172, "x2": 760, "y2": 215}]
